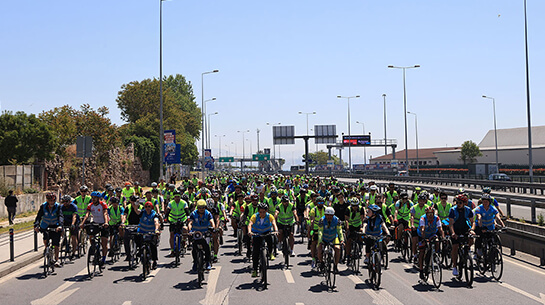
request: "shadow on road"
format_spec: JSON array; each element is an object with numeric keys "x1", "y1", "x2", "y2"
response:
[
  {"x1": 16, "y1": 272, "x2": 46, "y2": 280},
  {"x1": 173, "y1": 279, "x2": 203, "y2": 291},
  {"x1": 113, "y1": 275, "x2": 145, "y2": 284},
  {"x1": 308, "y1": 282, "x2": 336, "y2": 293}
]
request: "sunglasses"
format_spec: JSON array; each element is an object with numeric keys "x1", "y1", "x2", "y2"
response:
[{"x1": 440, "y1": 197, "x2": 447, "y2": 199}]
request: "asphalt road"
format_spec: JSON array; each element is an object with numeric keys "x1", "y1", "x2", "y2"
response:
[{"x1": 1, "y1": 228, "x2": 544, "y2": 305}]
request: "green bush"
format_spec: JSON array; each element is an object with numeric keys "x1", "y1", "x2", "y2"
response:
[
  {"x1": 23, "y1": 188, "x2": 39, "y2": 194},
  {"x1": 538, "y1": 214, "x2": 544, "y2": 226}
]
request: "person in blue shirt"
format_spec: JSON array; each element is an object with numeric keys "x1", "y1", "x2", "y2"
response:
[
  {"x1": 188, "y1": 199, "x2": 215, "y2": 272},
  {"x1": 482, "y1": 187, "x2": 505, "y2": 218},
  {"x1": 448, "y1": 194, "x2": 475, "y2": 277},
  {"x1": 134, "y1": 201, "x2": 161, "y2": 270},
  {"x1": 34, "y1": 192, "x2": 64, "y2": 267},
  {"x1": 417, "y1": 207, "x2": 444, "y2": 280},
  {"x1": 248, "y1": 202, "x2": 278, "y2": 278},
  {"x1": 60, "y1": 195, "x2": 79, "y2": 259},
  {"x1": 363, "y1": 205, "x2": 390, "y2": 265},
  {"x1": 473, "y1": 194, "x2": 504, "y2": 258}
]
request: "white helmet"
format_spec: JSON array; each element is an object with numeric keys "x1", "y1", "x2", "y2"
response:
[
  {"x1": 324, "y1": 207, "x2": 335, "y2": 215},
  {"x1": 206, "y1": 198, "x2": 215, "y2": 210},
  {"x1": 370, "y1": 185, "x2": 378, "y2": 191},
  {"x1": 151, "y1": 182, "x2": 158, "y2": 187}
]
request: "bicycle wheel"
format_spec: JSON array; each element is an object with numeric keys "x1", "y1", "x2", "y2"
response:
[
  {"x1": 113, "y1": 234, "x2": 120, "y2": 262},
  {"x1": 464, "y1": 254, "x2": 474, "y2": 287},
  {"x1": 174, "y1": 235, "x2": 181, "y2": 266},
  {"x1": 237, "y1": 229, "x2": 243, "y2": 255},
  {"x1": 283, "y1": 237, "x2": 290, "y2": 268},
  {"x1": 373, "y1": 251, "x2": 382, "y2": 289},
  {"x1": 490, "y1": 246, "x2": 503, "y2": 281},
  {"x1": 141, "y1": 247, "x2": 149, "y2": 279},
  {"x1": 261, "y1": 246, "x2": 268, "y2": 289},
  {"x1": 431, "y1": 252, "x2": 442, "y2": 289},
  {"x1": 87, "y1": 245, "x2": 95, "y2": 278},
  {"x1": 441, "y1": 239, "x2": 452, "y2": 269},
  {"x1": 59, "y1": 236, "x2": 67, "y2": 265},
  {"x1": 43, "y1": 248, "x2": 50, "y2": 277},
  {"x1": 197, "y1": 251, "x2": 204, "y2": 288},
  {"x1": 401, "y1": 237, "x2": 409, "y2": 262},
  {"x1": 353, "y1": 242, "x2": 361, "y2": 274},
  {"x1": 381, "y1": 242, "x2": 389, "y2": 270},
  {"x1": 80, "y1": 231, "x2": 87, "y2": 256}
]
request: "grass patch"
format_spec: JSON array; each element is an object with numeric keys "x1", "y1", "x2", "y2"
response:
[
  {"x1": 0, "y1": 210, "x2": 37, "y2": 223},
  {"x1": 0, "y1": 220, "x2": 35, "y2": 234}
]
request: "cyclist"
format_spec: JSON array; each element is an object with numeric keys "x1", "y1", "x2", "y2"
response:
[
  {"x1": 165, "y1": 192, "x2": 190, "y2": 257},
  {"x1": 74, "y1": 185, "x2": 91, "y2": 220},
  {"x1": 365, "y1": 185, "x2": 379, "y2": 206},
  {"x1": 133, "y1": 182, "x2": 143, "y2": 198},
  {"x1": 449, "y1": 194, "x2": 475, "y2": 277},
  {"x1": 80, "y1": 191, "x2": 110, "y2": 266},
  {"x1": 123, "y1": 195, "x2": 142, "y2": 262},
  {"x1": 482, "y1": 187, "x2": 505, "y2": 218},
  {"x1": 309, "y1": 196, "x2": 327, "y2": 269},
  {"x1": 376, "y1": 193, "x2": 393, "y2": 227},
  {"x1": 206, "y1": 198, "x2": 221, "y2": 263},
  {"x1": 248, "y1": 202, "x2": 278, "y2": 277},
  {"x1": 417, "y1": 206, "x2": 444, "y2": 281},
  {"x1": 345, "y1": 197, "x2": 365, "y2": 266},
  {"x1": 107, "y1": 197, "x2": 125, "y2": 258},
  {"x1": 121, "y1": 182, "x2": 135, "y2": 202},
  {"x1": 457, "y1": 188, "x2": 476, "y2": 209},
  {"x1": 151, "y1": 189, "x2": 165, "y2": 214},
  {"x1": 385, "y1": 183, "x2": 398, "y2": 207},
  {"x1": 295, "y1": 187, "x2": 310, "y2": 235},
  {"x1": 241, "y1": 194, "x2": 260, "y2": 259},
  {"x1": 433, "y1": 192, "x2": 452, "y2": 232},
  {"x1": 134, "y1": 201, "x2": 161, "y2": 270},
  {"x1": 411, "y1": 187, "x2": 422, "y2": 203},
  {"x1": 35, "y1": 192, "x2": 64, "y2": 267},
  {"x1": 473, "y1": 194, "x2": 504, "y2": 259},
  {"x1": 229, "y1": 193, "x2": 246, "y2": 237},
  {"x1": 188, "y1": 199, "x2": 215, "y2": 271},
  {"x1": 362, "y1": 204, "x2": 390, "y2": 264},
  {"x1": 60, "y1": 195, "x2": 79, "y2": 259},
  {"x1": 410, "y1": 193, "x2": 430, "y2": 262},
  {"x1": 317, "y1": 207, "x2": 344, "y2": 274},
  {"x1": 275, "y1": 195, "x2": 298, "y2": 257}
]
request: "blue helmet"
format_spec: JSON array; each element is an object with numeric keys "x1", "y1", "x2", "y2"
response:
[
  {"x1": 90, "y1": 191, "x2": 102, "y2": 198},
  {"x1": 369, "y1": 204, "x2": 381, "y2": 212}
]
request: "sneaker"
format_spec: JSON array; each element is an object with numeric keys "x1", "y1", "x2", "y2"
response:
[
  {"x1": 166, "y1": 251, "x2": 175, "y2": 258},
  {"x1": 345, "y1": 256, "x2": 351, "y2": 265},
  {"x1": 311, "y1": 260, "x2": 316, "y2": 269},
  {"x1": 124, "y1": 255, "x2": 131, "y2": 262},
  {"x1": 270, "y1": 253, "x2": 276, "y2": 261},
  {"x1": 206, "y1": 262, "x2": 212, "y2": 270},
  {"x1": 419, "y1": 272, "x2": 426, "y2": 281},
  {"x1": 290, "y1": 250, "x2": 295, "y2": 257},
  {"x1": 191, "y1": 263, "x2": 197, "y2": 273},
  {"x1": 251, "y1": 270, "x2": 258, "y2": 277},
  {"x1": 452, "y1": 267, "x2": 459, "y2": 276},
  {"x1": 364, "y1": 257, "x2": 369, "y2": 264},
  {"x1": 108, "y1": 249, "x2": 114, "y2": 257},
  {"x1": 213, "y1": 255, "x2": 218, "y2": 263},
  {"x1": 54, "y1": 261, "x2": 62, "y2": 268},
  {"x1": 152, "y1": 261, "x2": 157, "y2": 270}
]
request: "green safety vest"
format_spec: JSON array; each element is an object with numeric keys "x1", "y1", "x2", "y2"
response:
[
  {"x1": 122, "y1": 187, "x2": 135, "y2": 200},
  {"x1": 125, "y1": 203, "x2": 143, "y2": 225},
  {"x1": 347, "y1": 206, "x2": 363, "y2": 227},
  {"x1": 232, "y1": 201, "x2": 244, "y2": 217},
  {"x1": 244, "y1": 204, "x2": 259, "y2": 225},
  {"x1": 168, "y1": 200, "x2": 188, "y2": 223},
  {"x1": 381, "y1": 204, "x2": 391, "y2": 224},
  {"x1": 267, "y1": 197, "x2": 281, "y2": 214},
  {"x1": 397, "y1": 201, "x2": 413, "y2": 222},
  {"x1": 312, "y1": 207, "x2": 326, "y2": 230},
  {"x1": 412, "y1": 204, "x2": 429, "y2": 228},
  {"x1": 75, "y1": 195, "x2": 91, "y2": 217},
  {"x1": 367, "y1": 193, "x2": 377, "y2": 206},
  {"x1": 277, "y1": 203, "x2": 295, "y2": 225},
  {"x1": 436, "y1": 202, "x2": 452, "y2": 220},
  {"x1": 385, "y1": 191, "x2": 398, "y2": 205},
  {"x1": 109, "y1": 206, "x2": 123, "y2": 225}
]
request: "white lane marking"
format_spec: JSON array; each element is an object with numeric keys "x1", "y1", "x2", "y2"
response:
[
  {"x1": 200, "y1": 266, "x2": 229, "y2": 305},
  {"x1": 504, "y1": 256, "x2": 545, "y2": 277},
  {"x1": 403, "y1": 264, "x2": 412, "y2": 269},
  {"x1": 143, "y1": 267, "x2": 161, "y2": 283},
  {"x1": 348, "y1": 275, "x2": 403, "y2": 305},
  {"x1": 295, "y1": 303, "x2": 305, "y2": 305},
  {"x1": 284, "y1": 269, "x2": 295, "y2": 283},
  {"x1": 31, "y1": 267, "x2": 87, "y2": 305},
  {"x1": 500, "y1": 283, "x2": 545, "y2": 305},
  {"x1": 122, "y1": 302, "x2": 132, "y2": 305}
]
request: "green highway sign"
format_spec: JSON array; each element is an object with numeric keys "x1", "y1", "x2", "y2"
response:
[
  {"x1": 219, "y1": 157, "x2": 234, "y2": 162},
  {"x1": 252, "y1": 154, "x2": 270, "y2": 161}
]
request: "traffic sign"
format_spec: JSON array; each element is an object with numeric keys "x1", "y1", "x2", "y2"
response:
[
  {"x1": 252, "y1": 154, "x2": 270, "y2": 161},
  {"x1": 219, "y1": 157, "x2": 234, "y2": 162}
]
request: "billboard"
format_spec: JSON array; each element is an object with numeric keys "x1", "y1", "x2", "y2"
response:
[
  {"x1": 314, "y1": 125, "x2": 337, "y2": 144},
  {"x1": 342, "y1": 135, "x2": 371, "y2": 146},
  {"x1": 273, "y1": 126, "x2": 295, "y2": 145}
]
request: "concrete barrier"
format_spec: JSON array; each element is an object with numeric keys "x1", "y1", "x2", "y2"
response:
[{"x1": 0, "y1": 193, "x2": 45, "y2": 218}]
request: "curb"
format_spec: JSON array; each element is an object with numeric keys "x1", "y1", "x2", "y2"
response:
[{"x1": 0, "y1": 250, "x2": 43, "y2": 279}]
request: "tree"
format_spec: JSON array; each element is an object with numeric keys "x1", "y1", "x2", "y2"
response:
[
  {"x1": 460, "y1": 140, "x2": 482, "y2": 164},
  {"x1": 302, "y1": 150, "x2": 344, "y2": 167},
  {"x1": 0, "y1": 111, "x2": 55, "y2": 164},
  {"x1": 116, "y1": 74, "x2": 202, "y2": 179}
]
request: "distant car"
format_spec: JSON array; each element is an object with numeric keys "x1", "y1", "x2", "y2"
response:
[
  {"x1": 396, "y1": 170, "x2": 409, "y2": 177},
  {"x1": 488, "y1": 173, "x2": 511, "y2": 181}
]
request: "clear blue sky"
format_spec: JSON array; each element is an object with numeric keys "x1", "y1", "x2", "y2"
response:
[{"x1": 1, "y1": 1, "x2": 544, "y2": 169}]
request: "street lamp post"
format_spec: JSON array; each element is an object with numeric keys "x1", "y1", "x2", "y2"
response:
[
  {"x1": 201, "y1": 70, "x2": 219, "y2": 179},
  {"x1": 483, "y1": 95, "x2": 500, "y2": 173},
  {"x1": 207, "y1": 112, "x2": 219, "y2": 149},
  {"x1": 266, "y1": 122, "x2": 281, "y2": 160},
  {"x1": 298, "y1": 111, "x2": 316, "y2": 135},
  {"x1": 355, "y1": 121, "x2": 367, "y2": 165},
  {"x1": 203, "y1": 97, "x2": 216, "y2": 149},
  {"x1": 337, "y1": 95, "x2": 360, "y2": 171},
  {"x1": 382, "y1": 94, "x2": 388, "y2": 156},
  {"x1": 524, "y1": 0, "x2": 533, "y2": 182},
  {"x1": 158, "y1": 0, "x2": 167, "y2": 181},
  {"x1": 388, "y1": 65, "x2": 420, "y2": 170},
  {"x1": 215, "y1": 134, "x2": 226, "y2": 159},
  {"x1": 238, "y1": 130, "x2": 250, "y2": 171},
  {"x1": 407, "y1": 111, "x2": 419, "y2": 174}
]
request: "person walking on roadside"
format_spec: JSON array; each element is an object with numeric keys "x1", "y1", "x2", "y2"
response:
[{"x1": 5, "y1": 190, "x2": 18, "y2": 225}]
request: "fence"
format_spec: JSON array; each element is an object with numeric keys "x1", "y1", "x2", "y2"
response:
[
  {"x1": 0, "y1": 165, "x2": 37, "y2": 190},
  {"x1": 0, "y1": 193, "x2": 45, "y2": 218}
]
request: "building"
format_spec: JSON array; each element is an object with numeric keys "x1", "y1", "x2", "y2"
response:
[
  {"x1": 370, "y1": 147, "x2": 458, "y2": 167},
  {"x1": 434, "y1": 126, "x2": 545, "y2": 166}
]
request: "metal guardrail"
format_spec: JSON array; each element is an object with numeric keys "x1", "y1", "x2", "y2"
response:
[{"x1": 332, "y1": 173, "x2": 545, "y2": 196}]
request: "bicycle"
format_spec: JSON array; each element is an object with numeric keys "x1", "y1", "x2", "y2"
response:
[
  {"x1": 135, "y1": 232, "x2": 156, "y2": 280},
  {"x1": 280, "y1": 226, "x2": 293, "y2": 269},
  {"x1": 192, "y1": 228, "x2": 214, "y2": 288},
  {"x1": 319, "y1": 240, "x2": 338, "y2": 291},
  {"x1": 400, "y1": 227, "x2": 413, "y2": 263},
  {"x1": 85, "y1": 223, "x2": 105, "y2": 279},
  {"x1": 440, "y1": 232, "x2": 452, "y2": 269},
  {"x1": 348, "y1": 233, "x2": 363, "y2": 274},
  {"x1": 125, "y1": 225, "x2": 140, "y2": 269},
  {"x1": 251, "y1": 231, "x2": 273, "y2": 290},
  {"x1": 77, "y1": 226, "x2": 87, "y2": 258},
  {"x1": 475, "y1": 228, "x2": 504, "y2": 281},
  {"x1": 363, "y1": 234, "x2": 384, "y2": 290},
  {"x1": 40, "y1": 227, "x2": 58, "y2": 277},
  {"x1": 454, "y1": 234, "x2": 474, "y2": 287},
  {"x1": 109, "y1": 224, "x2": 122, "y2": 263},
  {"x1": 419, "y1": 236, "x2": 442, "y2": 289},
  {"x1": 169, "y1": 220, "x2": 187, "y2": 266},
  {"x1": 59, "y1": 225, "x2": 74, "y2": 265},
  {"x1": 236, "y1": 219, "x2": 244, "y2": 256}
]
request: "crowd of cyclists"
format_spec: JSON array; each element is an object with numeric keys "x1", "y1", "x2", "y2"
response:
[{"x1": 33, "y1": 173, "x2": 506, "y2": 289}]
